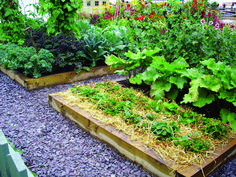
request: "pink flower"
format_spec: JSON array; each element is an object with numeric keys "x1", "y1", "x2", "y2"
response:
[
  {"x1": 209, "y1": 21, "x2": 213, "y2": 25},
  {"x1": 224, "y1": 123, "x2": 227, "y2": 126},
  {"x1": 230, "y1": 23, "x2": 235, "y2": 30},
  {"x1": 214, "y1": 118, "x2": 217, "y2": 121},
  {"x1": 201, "y1": 19, "x2": 206, "y2": 24}
]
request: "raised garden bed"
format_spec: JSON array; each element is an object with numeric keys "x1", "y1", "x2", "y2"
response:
[
  {"x1": 48, "y1": 81, "x2": 236, "y2": 177},
  {"x1": 0, "y1": 65, "x2": 120, "y2": 90}
]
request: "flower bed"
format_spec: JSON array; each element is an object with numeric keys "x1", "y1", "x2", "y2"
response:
[{"x1": 48, "y1": 80, "x2": 236, "y2": 176}]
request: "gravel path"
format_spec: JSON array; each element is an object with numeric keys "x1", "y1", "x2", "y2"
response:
[{"x1": 0, "y1": 71, "x2": 235, "y2": 177}]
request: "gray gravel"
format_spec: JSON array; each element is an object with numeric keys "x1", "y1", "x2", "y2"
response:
[{"x1": 0, "y1": 71, "x2": 235, "y2": 177}]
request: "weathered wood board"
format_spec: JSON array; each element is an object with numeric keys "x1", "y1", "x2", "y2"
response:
[
  {"x1": 48, "y1": 93, "x2": 236, "y2": 177},
  {"x1": 0, "y1": 65, "x2": 120, "y2": 90}
]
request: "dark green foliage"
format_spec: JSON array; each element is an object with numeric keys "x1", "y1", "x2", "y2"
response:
[
  {"x1": 23, "y1": 28, "x2": 85, "y2": 72},
  {"x1": 79, "y1": 34, "x2": 107, "y2": 67}
]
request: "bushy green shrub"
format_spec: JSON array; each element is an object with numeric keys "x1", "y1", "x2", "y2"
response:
[{"x1": 0, "y1": 43, "x2": 54, "y2": 78}]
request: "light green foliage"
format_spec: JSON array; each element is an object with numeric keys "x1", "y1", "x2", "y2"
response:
[
  {"x1": 138, "y1": 56, "x2": 189, "y2": 100},
  {"x1": 105, "y1": 47, "x2": 161, "y2": 84},
  {"x1": 38, "y1": 0, "x2": 83, "y2": 36},
  {"x1": 0, "y1": 43, "x2": 54, "y2": 78},
  {"x1": 0, "y1": 0, "x2": 26, "y2": 44}
]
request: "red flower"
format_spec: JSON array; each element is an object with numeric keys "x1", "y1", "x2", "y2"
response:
[
  {"x1": 207, "y1": 12, "x2": 211, "y2": 17},
  {"x1": 127, "y1": 3, "x2": 130, "y2": 8},
  {"x1": 185, "y1": 4, "x2": 187, "y2": 7},
  {"x1": 138, "y1": 131, "x2": 141, "y2": 135},
  {"x1": 156, "y1": 143, "x2": 159, "y2": 145},
  {"x1": 168, "y1": 145, "x2": 171, "y2": 147},
  {"x1": 10, "y1": 1, "x2": 13, "y2": 5},
  {"x1": 136, "y1": 15, "x2": 145, "y2": 21},
  {"x1": 204, "y1": 8, "x2": 206, "y2": 11},
  {"x1": 195, "y1": 6, "x2": 198, "y2": 9},
  {"x1": 183, "y1": 17, "x2": 186, "y2": 19},
  {"x1": 217, "y1": 4, "x2": 219, "y2": 7},
  {"x1": 127, "y1": 123, "x2": 129, "y2": 125},
  {"x1": 142, "y1": 4, "x2": 145, "y2": 7},
  {"x1": 200, "y1": 3, "x2": 203, "y2": 5},
  {"x1": 201, "y1": 10, "x2": 205, "y2": 18},
  {"x1": 164, "y1": 2, "x2": 166, "y2": 6},
  {"x1": 192, "y1": 6, "x2": 195, "y2": 8}
]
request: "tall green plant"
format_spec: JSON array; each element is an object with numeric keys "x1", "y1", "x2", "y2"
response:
[
  {"x1": 0, "y1": 0, "x2": 26, "y2": 44},
  {"x1": 38, "y1": 0, "x2": 82, "y2": 36}
]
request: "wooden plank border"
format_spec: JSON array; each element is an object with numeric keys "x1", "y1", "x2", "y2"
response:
[
  {"x1": 0, "y1": 65, "x2": 121, "y2": 91},
  {"x1": 48, "y1": 93, "x2": 236, "y2": 177}
]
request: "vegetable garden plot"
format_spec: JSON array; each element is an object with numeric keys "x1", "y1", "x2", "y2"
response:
[
  {"x1": 0, "y1": 65, "x2": 119, "y2": 90},
  {"x1": 48, "y1": 81, "x2": 236, "y2": 177}
]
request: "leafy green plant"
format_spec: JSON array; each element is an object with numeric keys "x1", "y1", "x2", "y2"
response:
[
  {"x1": 151, "y1": 120, "x2": 180, "y2": 140},
  {"x1": 0, "y1": 0, "x2": 26, "y2": 44},
  {"x1": 0, "y1": 43, "x2": 54, "y2": 78},
  {"x1": 131, "y1": 55, "x2": 189, "y2": 100},
  {"x1": 79, "y1": 34, "x2": 107, "y2": 67},
  {"x1": 200, "y1": 117, "x2": 231, "y2": 139},
  {"x1": 105, "y1": 47, "x2": 161, "y2": 84},
  {"x1": 38, "y1": 0, "x2": 82, "y2": 36},
  {"x1": 174, "y1": 133, "x2": 211, "y2": 152}
]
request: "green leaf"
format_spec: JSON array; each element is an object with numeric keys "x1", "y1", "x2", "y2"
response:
[
  {"x1": 150, "y1": 80, "x2": 171, "y2": 100},
  {"x1": 115, "y1": 70, "x2": 128, "y2": 76},
  {"x1": 169, "y1": 76, "x2": 187, "y2": 89},
  {"x1": 4, "y1": 9, "x2": 13, "y2": 17},
  {"x1": 192, "y1": 88, "x2": 215, "y2": 107},
  {"x1": 220, "y1": 109, "x2": 236, "y2": 130},
  {"x1": 166, "y1": 88, "x2": 179, "y2": 100},
  {"x1": 189, "y1": 78, "x2": 200, "y2": 102},
  {"x1": 129, "y1": 74, "x2": 142, "y2": 85},
  {"x1": 199, "y1": 75, "x2": 221, "y2": 92}
]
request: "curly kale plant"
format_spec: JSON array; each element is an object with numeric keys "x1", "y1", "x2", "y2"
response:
[
  {"x1": 0, "y1": 43, "x2": 54, "y2": 78},
  {"x1": 23, "y1": 28, "x2": 85, "y2": 72}
]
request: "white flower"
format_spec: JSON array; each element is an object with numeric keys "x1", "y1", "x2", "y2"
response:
[
  {"x1": 209, "y1": 21, "x2": 213, "y2": 25},
  {"x1": 201, "y1": 19, "x2": 206, "y2": 24}
]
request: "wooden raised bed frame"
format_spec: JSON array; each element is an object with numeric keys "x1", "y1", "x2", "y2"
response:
[
  {"x1": 48, "y1": 93, "x2": 236, "y2": 177},
  {"x1": 0, "y1": 65, "x2": 120, "y2": 90}
]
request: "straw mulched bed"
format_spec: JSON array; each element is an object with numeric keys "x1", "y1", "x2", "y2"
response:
[{"x1": 57, "y1": 80, "x2": 235, "y2": 170}]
